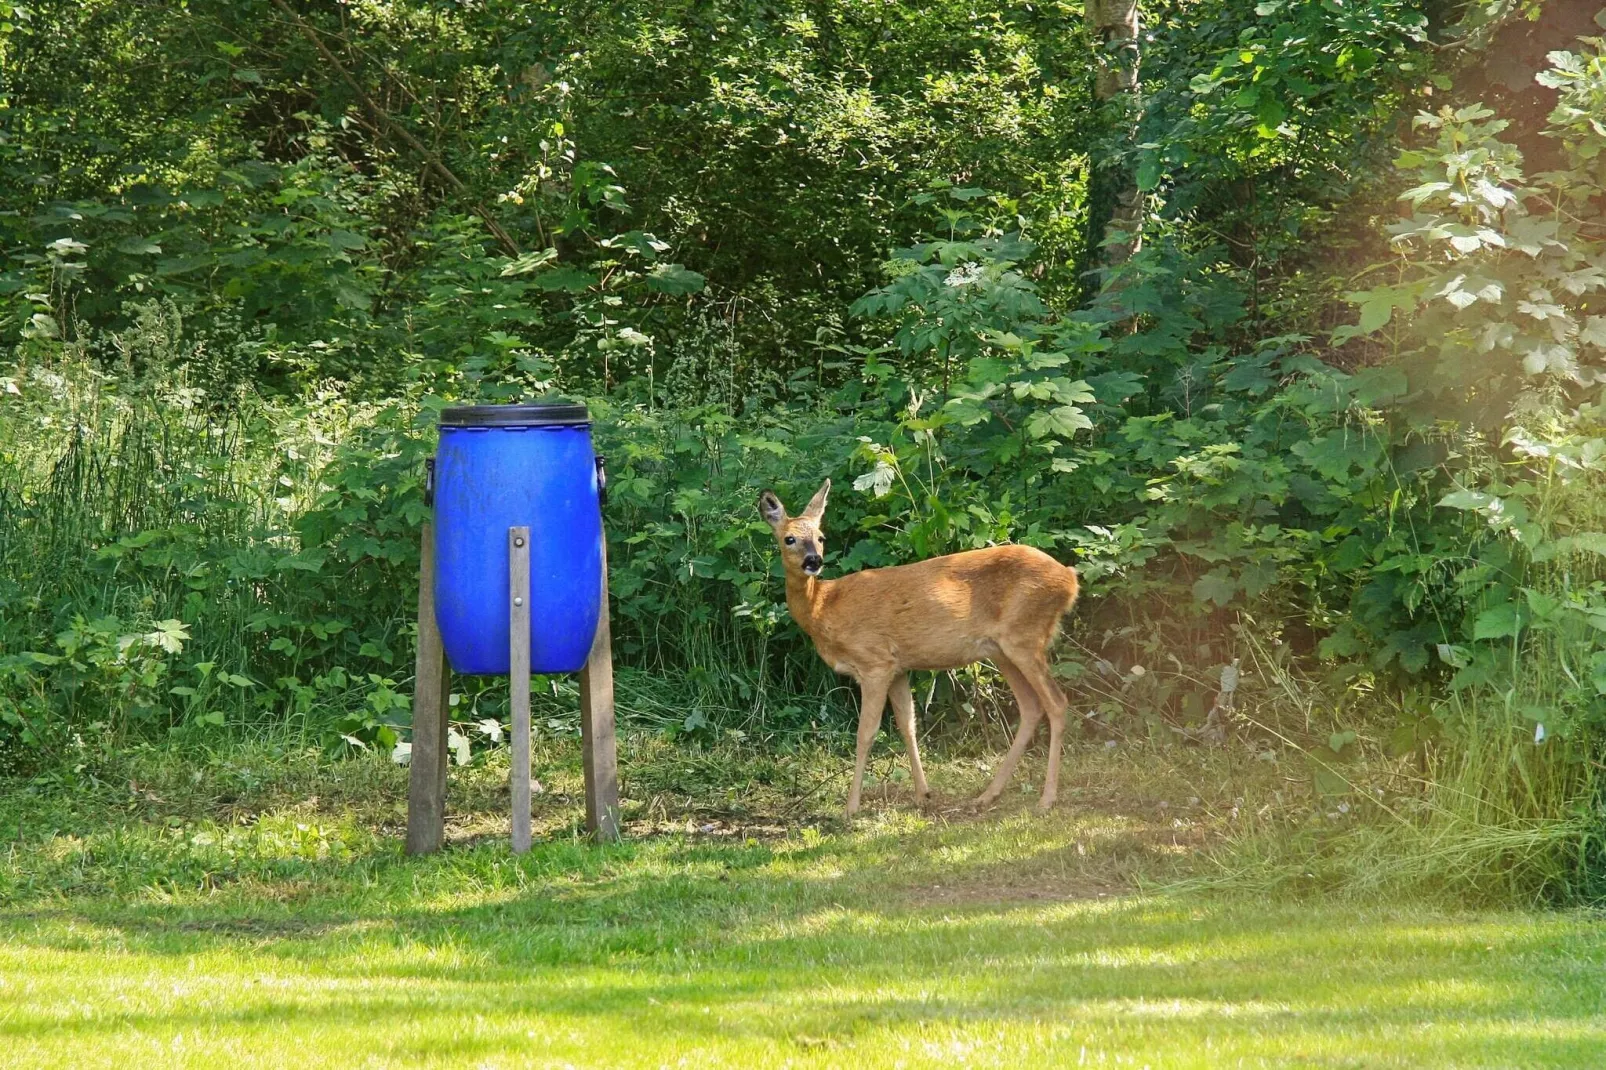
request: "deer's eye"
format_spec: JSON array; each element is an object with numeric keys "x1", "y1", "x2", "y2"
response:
[{"x1": 784, "y1": 536, "x2": 796, "y2": 545}]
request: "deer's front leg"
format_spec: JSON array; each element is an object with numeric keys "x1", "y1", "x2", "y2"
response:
[
  {"x1": 845, "y1": 673, "x2": 891, "y2": 818},
  {"x1": 888, "y1": 673, "x2": 929, "y2": 805}
]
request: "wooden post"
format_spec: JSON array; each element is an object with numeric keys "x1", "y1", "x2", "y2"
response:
[
  {"x1": 579, "y1": 542, "x2": 620, "y2": 841},
  {"x1": 509, "y1": 526, "x2": 533, "y2": 854},
  {"x1": 406, "y1": 522, "x2": 451, "y2": 855}
]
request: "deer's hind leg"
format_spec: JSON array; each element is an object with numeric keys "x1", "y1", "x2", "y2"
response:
[
  {"x1": 888, "y1": 672, "x2": 930, "y2": 806},
  {"x1": 1003, "y1": 641, "x2": 1069, "y2": 812},
  {"x1": 846, "y1": 671, "x2": 892, "y2": 818},
  {"x1": 973, "y1": 653, "x2": 1044, "y2": 808}
]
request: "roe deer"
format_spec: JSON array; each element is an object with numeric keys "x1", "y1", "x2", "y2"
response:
[{"x1": 759, "y1": 480, "x2": 1080, "y2": 816}]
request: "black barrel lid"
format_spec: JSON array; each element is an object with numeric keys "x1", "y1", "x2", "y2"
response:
[{"x1": 439, "y1": 401, "x2": 590, "y2": 427}]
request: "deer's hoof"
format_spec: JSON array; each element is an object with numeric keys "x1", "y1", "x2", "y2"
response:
[
  {"x1": 1034, "y1": 795, "x2": 1057, "y2": 814},
  {"x1": 970, "y1": 793, "x2": 998, "y2": 811}
]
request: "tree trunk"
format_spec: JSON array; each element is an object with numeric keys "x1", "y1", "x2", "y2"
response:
[{"x1": 1085, "y1": 0, "x2": 1143, "y2": 276}]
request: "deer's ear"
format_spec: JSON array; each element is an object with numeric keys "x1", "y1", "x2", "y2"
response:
[
  {"x1": 757, "y1": 489, "x2": 787, "y2": 528},
  {"x1": 800, "y1": 478, "x2": 831, "y2": 521}
]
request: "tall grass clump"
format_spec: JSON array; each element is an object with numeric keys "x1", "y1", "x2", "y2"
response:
[
  {"x1": 1208, "y1": 394, "x2": 1606, "y2": 905},
  {"x1": 0, "y1": 321, "x2": 408, "y2": 770}
]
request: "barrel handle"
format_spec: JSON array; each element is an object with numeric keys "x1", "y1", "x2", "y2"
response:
[
  {"x1": 595, "y1": 455, "x2": 608, "y2": 508},
  {"x1": 424, "y1": 456, "x2": 436, "y2": 508}
]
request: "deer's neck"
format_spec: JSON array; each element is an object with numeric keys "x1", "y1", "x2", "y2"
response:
[{"x1": 784, "y1": 571, "x2": 830, "y2": 636}]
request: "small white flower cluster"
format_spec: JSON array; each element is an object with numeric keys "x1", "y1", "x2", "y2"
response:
[{"x1": 943, "y1": 262, "x2": 986, "y2": 288}]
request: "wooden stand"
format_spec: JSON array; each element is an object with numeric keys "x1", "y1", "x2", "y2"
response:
[
  {"x1": 406, "y1": 521, "x2": 620, "y2": 854},
  {"x1": 405, "y1": 523, "x2": 451, "y2": 856},
  {"x1": 578, "y1": 543, "x2": 620, "y2": 840}
]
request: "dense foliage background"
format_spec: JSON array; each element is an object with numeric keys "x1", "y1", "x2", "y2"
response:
[{"x1": 3, "y1": 0, "x2": 1604, "y2": 898}]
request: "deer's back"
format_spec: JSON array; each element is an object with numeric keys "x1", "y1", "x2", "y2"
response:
[{"x1": 808, "y1": 544, "x2": 1078, "y2": 675}]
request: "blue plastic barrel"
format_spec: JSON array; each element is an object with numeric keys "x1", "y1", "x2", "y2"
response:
[{"x1": 432, "y1": 402, "x2": 604, "y2": 675}]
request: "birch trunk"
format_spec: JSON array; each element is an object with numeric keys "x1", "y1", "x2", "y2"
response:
[{"x1": 1086, "y1": 0, "x2": 1143, "y2": 271}]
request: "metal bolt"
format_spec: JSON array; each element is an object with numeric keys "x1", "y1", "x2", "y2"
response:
[
  {"x1": 514, "y1": 536, "x2": 525, "y2": 548},
  {"x1": 513, "y1": 597, "x2": 524, "y2": 606}
]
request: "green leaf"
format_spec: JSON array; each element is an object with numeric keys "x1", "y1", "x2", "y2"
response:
[
  {"x1": 1386, "y1": 724, "x2": 1417, "y2": 758},
  {"x1": 1255, "y1": 97, "x2": 1286, "y2": 138},
  {"x1": 1523, "y1": 588, "x2": 1560, "y2": 621},
  {"x1": 645, "y1": 263, "x2": 706, "y2": 294},
  {"x1": 533, "y1": 266, "x2": 598, "y2": 292},
  {"x1": 1358, "y1": 296, "x2": 1395, "y2": 333},
  {"x1": 148, "y1": 619, "x2": 190, "y2": 653},
  {"x1": 1052, "y1": 379, "x2": 1097, "y2": 406},
  {"x1": 1192, "y1": 571, "x2": 1236, "y2": 607},
  {"x1": 1331, "y1": 535, "x2": 1369, "y2": 572},
  {"x1": 852, "y1": 460, "x2": 896, "y2": 499},
  {"x1": 499, "y1": 248, "x2": 559, "y2": 276},
  {"x1": 331, "y1": 278, "x2": 372, "y2": 311},
  {"x1": 156, "y1": 256, "x2": 208, "y2": 277},
  {"x1": 1437, "y1": 489, "x2": 1499, "y2": 512},
  {"x1": 1239, "y1": 560, "x2": 1278, "y2": 599},
  {"x1": 1399, "y1": 181, "x2": 1452, "y2": 207},
  {"x1": 1135, "y1": 158, "x2": 1161, "y2": 192},
  {"x1": 1580, "y1": 316, "x2": 1606, "y2": 349},
  {"x1": 1550, "y1": 532, "x2": 1606, "y2": 558},
  {"x1": 1350, "y1": 365, "x2": 1408, "y2": 407},
  {"x1": 325, "y1": 230, "x2": 367, "y2": 251},
  {"x1": 1472, "y1": 603, "x2": 1521, "y2": 640},
  {"x1": 1025, "y1": 405, "x2": 1092, "y2": 441}
]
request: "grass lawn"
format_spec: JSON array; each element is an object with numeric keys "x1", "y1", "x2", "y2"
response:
[{"x1": 2, "y1": 739, "x2": 1603, "y2": 1068}]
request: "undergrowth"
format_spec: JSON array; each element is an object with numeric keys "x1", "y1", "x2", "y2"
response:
[{"x1": 4, "y1": 9, "x2": 1606, "y2": 908}]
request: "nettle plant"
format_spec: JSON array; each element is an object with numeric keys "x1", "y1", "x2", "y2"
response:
[{"x1": 1339, "y1": 42, "x2": 1606, "y2": 740}]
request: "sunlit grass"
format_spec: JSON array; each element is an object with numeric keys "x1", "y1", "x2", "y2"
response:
[
  {"x1": 2, "y1": 745, "x2": 1604, "y2": 1067},
  {"x1": 4, "y1": 878, "x2": 1604, "y2": 1068}
]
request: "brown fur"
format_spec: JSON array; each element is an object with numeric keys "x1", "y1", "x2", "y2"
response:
[{"x1": 759, "y1": 480, "x2": 1080, "y2": 816}]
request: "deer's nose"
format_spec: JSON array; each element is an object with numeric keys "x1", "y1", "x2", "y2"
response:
[{"x1": 802, "y1": 553, "x2": 823, "y2": 574}]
